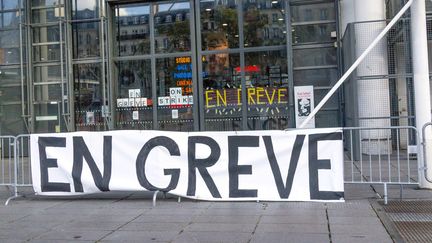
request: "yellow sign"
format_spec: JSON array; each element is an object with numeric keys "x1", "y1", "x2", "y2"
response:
[{"x1": 205, "y1": 87, "x2": 288, "y2": 108}]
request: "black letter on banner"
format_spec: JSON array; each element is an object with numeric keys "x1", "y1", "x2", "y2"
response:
[
  {"x1": 228, "y1": 136, "x2": 258, "y2": 198},
  {"x1": 38, "y1": 137, "x2": 70, "y2": 192},
  {"x1": 263, "y1": 135, "x2": 305, "y2": 199},
  {"x1": 187, "y1": 136, "x2": 221, "y2": 198},
  {"x1": 72, "y1": 136, "x2": 112, "y2": 192},
  {"x1": 309, "y1": 132, "x2": 344, "y2": 200},
  {"x1": 136, "y1": 137, "x2": 180, "y2": 191}
]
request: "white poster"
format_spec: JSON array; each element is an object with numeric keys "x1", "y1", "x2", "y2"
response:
[
  {"x1": 30, "y1": 128, "x2": 344, "y2": 202},
  {"x1": 85, "y1": 112, "x2": 95, "y2": 125},
  {"x1": 295, "y1": 86, "x2": 315, "y2": 128},
  {"x1": 132, "y1": 111, "x2": 139, "y2": 120}
]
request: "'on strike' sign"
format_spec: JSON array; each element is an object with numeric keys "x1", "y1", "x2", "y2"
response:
[{"x1": 31, "y1": 128, "x2": 344, "y2": 202}]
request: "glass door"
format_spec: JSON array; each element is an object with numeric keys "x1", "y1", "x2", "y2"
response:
[{"x1": 111, "y1": 0, "x2": 197, "y2": 131}]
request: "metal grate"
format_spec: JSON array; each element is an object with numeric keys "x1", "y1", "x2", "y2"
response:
[{"x1": 382, "y1": 201, "x2": 432, "y2": 243}]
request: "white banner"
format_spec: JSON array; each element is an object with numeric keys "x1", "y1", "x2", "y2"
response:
[
  {"x1": 30, "y1": 128, "x2": 344, "y2": 202},
  {"x1": 295, "y1": 86, "x2": 315, "y2": 128}
]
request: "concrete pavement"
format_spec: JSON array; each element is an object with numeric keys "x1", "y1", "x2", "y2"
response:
[{"x1": 1, "y1": 184, "x2": 424, "y2": 243}]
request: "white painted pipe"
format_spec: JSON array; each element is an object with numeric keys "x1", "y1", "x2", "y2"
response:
[{"x1": 411, "y1": 0, "x2": 432, "y2": 189}]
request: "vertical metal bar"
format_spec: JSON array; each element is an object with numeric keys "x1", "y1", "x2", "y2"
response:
[
  {"x1": 195, "y1": 0, "x2": 205, "y2": 131},
  {"x1": 397, "y1": 128, "x2": 401, "y2": 182},
  {"x1": 65, "y1": 0, "x2": 75, "y2": 132},
  {"x1": 378, "y1": 129, "x2": 382, "y2": 182},
  {"x1": 19, "y1": 0, "x2": 28, "y2": 131},
  {"x1": 26, "y1": 136, "x2": 30, "y2": 184},
  {"x1": 106, "y1": 2, "x2": 116, "y2": 130},
  {"x1": 21, "y1": 139, "x2": 24, "y2": 184},
  {"x1": 59, "y1": 19, "x2": 65, "y2": 131},
  {"x1": 27, "y1": 0, "x2": 34, "y2": 133},
  {"x1": 406, "y1": 129, "x2": 410, "y2": 182},
  {"x1": 359, "y1": 129, "x2": 363, "y2": 182},
  {"x1": 350, "y1": 130, "x2": 354, "y2": 182},
  {"x1": 286, "y1": 0, "x2": 295, "y2": 127},
  {"x1": 13, "y1": 137, "x2": 18, "y2": 197},
  {"x1": 384, "y1": 183, "x2": 388, "y2": 205},
  {"x1": 8, "y1": 138, "x2": 11, "y2": 184},
  {"x1": 150, "y1": 3, "x2": 158, "y2": 129},
  {"x1": 190, "y1": 0, "x2": 199, "y2": 131},
  {"x1": 238, "y1": 0, "x2": 246, "y2": 130},
  {"x1": 100, "y1": 0, "x2": 107, "y2": 131},
  {"x1": 1, "y1": 139, "x2": 4, "y2": 184},
  {"x1": 369, "y1": 130, "x2": 372, "y2": 182},
  {"x1": 387, "y1": 129, "x2": 391, "y2": 183}
]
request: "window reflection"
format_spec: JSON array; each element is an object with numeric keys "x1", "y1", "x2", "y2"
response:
[
  {"x1": 291, "y1": 3, "x2": 335, "y2": 22},
  {"x1": 292, "y1": 23, "x2": 335, "y2": 44},
  {"x1": 293, "y1": 47, "x2": 336, "y2": 67},
  {"x1": 293, "y1": 68, "x2": 338, "y2": 87},
  {"x1": 243, "y1": 0, "x2": 286, "y2": 47},
  {"x1": 32, "y1": 0, "x2": 63, "y2": 8},
  {"x1": 245, "y1": 50, "x2": 289, "y2": 130},
  {"x1": 32, "y1": 8, "x2": 64, "y2": 24},
  {"x1": 74, "y1": 63, "x2": 103, "y2": 131},
  {"x1": 157, "y1": 56, "x2": 193, "y2": 131},
  {"x1": 203, "y1": 53, "x2": 242, "y2": 131},
  {"x1": 115, "y1": 60, "x2": 153, "y2": 130},
  {"x1": 33, "y1": 44, "x2": 62, "y2": 62},
  {"x1": 0, "y1": 12, "x2": 20, "y2": 28},
  {"x1": 154, "y1": 1, "x2": 191, "y2": 53},
  {"x1": 72, "y1": 0, "x2": 99, "y2": 20},
  {"x1": 115, "y1": 4, "x2": 150, "y2": 56},
  {"x1": 72, "y1": 22, "x2": 100, "y2": 58},
  {"x1": 33, "y1": 26, "x2": 61, "y2": 43},
  {"x1": 200, "y1": 0, "x2": 238, "y2": 50}
]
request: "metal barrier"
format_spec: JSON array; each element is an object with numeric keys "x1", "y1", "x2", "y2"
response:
[
  {"x1": 422, "y1": 122, "x2": 432, "y2": 184},
  {"x1": 0, "y1": 136, "x2": 17, "y2": 204},
  {"x1": 0, "y1": 127, "x2": 424, "y2": 205},
  {"x1": 343, "y1": 126, "x2": 421, "y2": 204},
  {"x1": 4, "y1": 135, "x2": 31, "y2": 205}
]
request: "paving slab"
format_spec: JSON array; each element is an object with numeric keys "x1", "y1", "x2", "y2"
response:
[
  {"x1": 100, "y1": 230, "x2": 179, "y2": 242},
  {"x1": 173, "y1": 231, "x2": 251, "y2": 243},
  {"x1": 259, "y1": 215, "x2": 328, "y2": 224},
  {"x1": 255, "y1": 223, "x2": 329, "y2": 234},
  {"x1": 34, "y1": 229, "x2": 110, "y2": 241},
  {"x1": 331, "y1": 233, "x2": 393, "y2": 243},
  {"x1": 118, "y1": 222, "x2": 187, "y2": 231},
  {"x1": 250, "y1": 232, "x2": 330, "y2": 243},
  {"x1": 184, "y1": 223, "x2": 256, "y2": 233}
]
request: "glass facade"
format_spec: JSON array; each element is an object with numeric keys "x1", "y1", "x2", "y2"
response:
[{"x1": 0, "y1": 0, "x2": 340, "y2": 135}]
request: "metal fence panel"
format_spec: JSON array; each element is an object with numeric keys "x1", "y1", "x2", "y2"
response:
[
  {"x1": 0, "y1": 136, "x2": 16, "y2": 187},
  {"x1": 344, "y1": 126, "x2": 420, "y2": 185},
  {"x1": 1, "y1": 128, "x2": 424, "y2": 205},
  {"x1": 15, "y1": 135, "x2": 31, "y2": 187}
]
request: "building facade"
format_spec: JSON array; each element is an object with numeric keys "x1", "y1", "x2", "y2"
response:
[{"x1": 0, "y1": 0, "x2": 429, "y2": 135}]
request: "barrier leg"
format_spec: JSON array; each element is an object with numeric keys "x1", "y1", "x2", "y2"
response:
[
  {"x1": 400, "y1": 185, "x2": 403, "y2": 201},
  {"x1": 178, "y1": 197, "x2": 181, "y2": 203},
  {"x1": 152, "y1": 190, "x2": 160, "y2": 207},
  {"x1": 5, "y1": 194, "x2": 22, "y2": 206},
  {"x1": 384, "y1": 183, "x2": 388, "y2": 205},
  {"x1": 5, "y1": 185, "x2": 21, "y2": 206}
]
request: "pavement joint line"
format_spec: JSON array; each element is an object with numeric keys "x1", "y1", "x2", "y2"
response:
[
  {"x1": 94, "y1": 204, "x2": 151, "y2": 242},
  {"x1": 171, "y1": 199, "x2": 214, "y2": 242},
  {"x1": 325, "y1": 204, "x2": 332, "y2": 243},
  {"x1": 110, "y1": 192, "x2": 135, "y2": 203},
  {"x1": 370, "y1": 199, "x2": 405, "y2": 243},
  {"x1": 246, "y1": 202, "x2": 267, "y2": 243}
]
